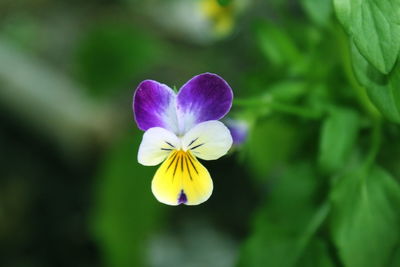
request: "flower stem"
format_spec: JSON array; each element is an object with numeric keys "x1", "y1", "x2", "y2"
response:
[
  {"x1": 289, "y1": 201, "x2": 331, "y2": 266},
  {"x1": 362, "y1": 119, "x2": 382, "y2": 172},
  {"x1": 234, "y1": 97, "x2": 323, "y2": 119}
]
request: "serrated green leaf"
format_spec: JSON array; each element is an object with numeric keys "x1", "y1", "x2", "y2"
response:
[
  {"x1": 330, "y1": 166, "x2": 400, "y2": 267},
  {"x1": 351, "y1": 40, "x2": 400, "y2": 122},
  {"x1": 318, "y1": 107, "x2": 359, "y2": 173},
  {"x1": 334, "y1": 0, "x2": 400, "y2": 73}
]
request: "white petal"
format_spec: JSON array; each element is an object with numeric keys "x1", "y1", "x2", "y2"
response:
[
  {"x1": 182, "y1": 120, "x2": 233, "y2": 160},
  {"x1": 138, "y1": 127, "x2": 180, "y2": 166}
]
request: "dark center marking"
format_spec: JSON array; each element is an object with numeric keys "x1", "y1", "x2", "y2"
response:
[{"x1": 178, "y1": 190, "x2": 187, "y2": 204}]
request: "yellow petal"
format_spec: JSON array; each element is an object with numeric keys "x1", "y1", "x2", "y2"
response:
[{"x1": 151, "y1": 150, "x2": 213, "y2": 206}]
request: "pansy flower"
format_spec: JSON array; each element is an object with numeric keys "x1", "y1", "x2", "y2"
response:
[{"x1": 133, "y1": 73, "x2": 233, "y2": 206}]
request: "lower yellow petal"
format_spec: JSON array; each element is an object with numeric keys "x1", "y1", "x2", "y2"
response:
[{"x1": 151, "y1": 150, "x2": 213, "y2": 206}]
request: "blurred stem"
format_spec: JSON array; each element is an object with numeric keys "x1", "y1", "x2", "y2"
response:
[
  {"x1": 234, "y1": 97, "x2": 323, "y2": 119},
  {"x1": 291, "y1": 201, "x2": 331, "y2": 266},
  {"x1": 362, "y1": 119, "x2": 382, "y2": 172},
  {"x1": 269, "y1": 102, "x2": 322, "y2": 119}
]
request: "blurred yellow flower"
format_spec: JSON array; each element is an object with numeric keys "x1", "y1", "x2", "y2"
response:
[{"x1": 199, "y1": 0, "x2": 234, "y2": 37}]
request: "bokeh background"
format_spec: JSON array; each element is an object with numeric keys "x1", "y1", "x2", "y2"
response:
[{"x1": 1, "y1": 0, "x2": 400, "y2": 266}]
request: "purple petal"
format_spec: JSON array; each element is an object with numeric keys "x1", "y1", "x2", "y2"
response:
[
  {"x1": 133, "y1": 80, "x2": 178, "y2": 132},
  {"x1": 225, "y1": 119, "x2": 248, "y2": 145},
  {"x1": 177, "y1": 73, "x2": 233, "y2": 133}
]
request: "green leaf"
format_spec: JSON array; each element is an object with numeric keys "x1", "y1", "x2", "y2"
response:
[
  {"x1": 238, "y1": 164, "x2": 331, "y2": 267},
  {"x1": 267, "y1": 81, "x2": 308, "y2": 103},
  {"x1": 301, "y1": 0, "x2": 333, "y2": 27},
  {"x1": 75, "y1": 22, "x2": 163, "y2": 97},
  {"x1": 388, "y1": 60, "x2": 400, "y2": 117},
  {"x1": 217, "y1": 0, "x2": 232, "y2": 6},
  {"x1": 318, "y1": 107, "x2": 359, "y2": 173},
  {"x1": 330, "y1": 166, "x2": 400, "y2": 267},
  {"x1": 297, "y1": 238, "x2": 335, "y2": 267},
  {"x1": 91, "y1": 133, "x2": 164, "y2": 267},
  {"x1": 334, "y1": 0, "x2": 400, "y2": 73},
  {"x1": 351, "y1": 40, "x2": 400, "y2": 122},
  {"x1": 389, "y1": 245, "x2": 400, "y2": 267},
  {"x1": 256, "y1": 21, "x2": 301, "y2": 67},
  {"x1": 246, "y1": 118, "x2": 299, "y2": 180}
]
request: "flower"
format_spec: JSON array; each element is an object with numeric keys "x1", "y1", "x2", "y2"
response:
[
  {"x1": 142, "y1": 0, "x2": 249, "y2": 45},
  {"x1": 133, "y1": 73, "x2": 234, "y2": 205},
  {"x1": 199, "y1": 0, "x2": 235, "y2": 38}
]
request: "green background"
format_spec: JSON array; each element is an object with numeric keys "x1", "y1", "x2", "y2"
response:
[{"x1": 1, "y1": 0, "x2": 400, "y2": 266}]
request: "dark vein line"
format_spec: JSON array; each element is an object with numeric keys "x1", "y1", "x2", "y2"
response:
[
  {"x1": 165, "y1": 141, "x2": 175, "y2": 148},
  {"x1": 188, "y1": 137, "x2": 198, "y2": 147},
  {"x1": 190, "y1": 143, "x2": 205, "y2": 150},
  {"x1": 173, "y1": 155, "x2": 180, "y2": 178},
  {"x1": 187, "y1": 153, "x2": 198, "y2": 174},
  {"x1": 187, "y1": 152, "x2": 196, "y2": 161},
  {"x1": 166, "y1": 152, "x2": 177, "y2": 172},
  {"x1": 180, "y1": 154, "x2": 184, "y2": 172},
  {"x1": 184, "y1": 157, "x2": 193, "y2": 181},
  {"x1": 187, "y1": 152, "x2": 194, "y2": 160},
  {"x1": 161, "y1": 148, "x2": 172, "y2": 151}
]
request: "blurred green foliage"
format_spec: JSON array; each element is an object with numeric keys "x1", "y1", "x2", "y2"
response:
[
  {"x1": 75, "y1": 22, "x2": 164, "y2": 97},
  {"x1": 238, "y1": 163, "x2": 330, "y2": 267},
  {"x1": 91, "y1": 132, "x2": 165, "y2": 267},
  {"x1": 318, "y1": 108, "x2": 359, "y2": 173},
  {"x1": 1, "y1": 0, "x2": 400, "y2": 266},
  {"x1": 330, "y1": 166, "x2": 400, "y2": 267},
  {"x1": 217, "y1": 0, "x2": 232, "y2": 6},
  {"x1": 235, "y1": 0, "x2": 400, "y2": 266},
  {"x1": 301, "y1": 0, "x2": 332, "y2": 27},
  {"x1": 246, "y1": 118, "x2": 299, "y2": 180}
]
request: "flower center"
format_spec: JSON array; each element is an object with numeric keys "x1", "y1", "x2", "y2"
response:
[{"x1": 165, "y1": 150, "x2": 199, "y2": 182}]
